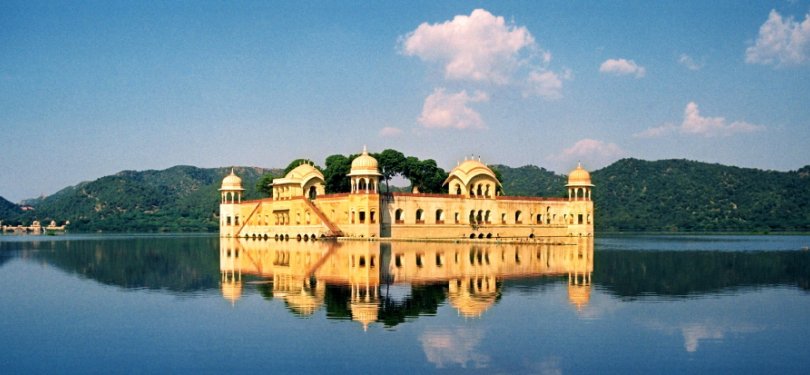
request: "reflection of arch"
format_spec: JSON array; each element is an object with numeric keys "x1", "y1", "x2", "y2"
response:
[
  {"x1": 484, "y1": 210, "x2": 491, "y2": 223},
  {"x1": 515, "y1": 211, "x2": 522, "y2": 224},
  {"x1": 395, "y1": 209, "x2": 404, "y2": 223},
  {"x1": 435, "y1": 209, "x2": 444, "y2": 223}
]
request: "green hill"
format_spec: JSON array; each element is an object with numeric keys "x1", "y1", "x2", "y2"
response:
[
  {"x1": 590, "y1": 159, "x2": 810, "y2": 232},
  {"x1": 0, "y1": 196, "x2": 21, "y2": 224},
  {"x1": 15, "y1": 166, "x2": 279, "y2": 232},
  {"x1": 3, "y1": 159, "x2": 809, "y2": 233}
]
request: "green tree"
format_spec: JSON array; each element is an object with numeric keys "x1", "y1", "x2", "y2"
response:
[
  {"x1": 374, "y1": 149, "x2": 406, "y2": 193},
  {"x1": 255, "y1": 172, "x2": 276, "y2": 197},
  {"x1": 323, "y1": 154, "x2": 353, "y2": 193}
]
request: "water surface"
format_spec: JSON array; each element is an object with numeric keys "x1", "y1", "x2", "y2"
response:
[{"x1": 1, "y1": 234, "x2": 808, "y2": 373}]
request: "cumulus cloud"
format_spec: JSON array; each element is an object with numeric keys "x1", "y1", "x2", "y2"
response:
[
  {"x1": 746, "y1": 10, "x2": 810, "y2": 67},
  {"x1": 401, "y1": 9, "x2": 536, "y2": 84},
  {"x1": 635, "y1": 102, "x2": 765, "y2": 138},
  {"x1": 378, "y1": 126, "x2": 403, "y2": 137},
  {"x1": 678, "y1": 54, "x2": 704, "y2": 70},
  {"x1": 599, "y1": 58, "x2": 646, "y2": 78},
  {"x1": 523, "y1": 69, "x2": 571, "y2": 99},
  {"x1": 418, "y1": 88, "x2": 489, "y2": 129},
  {"x1": 549, "y1": 138, "x2": 626, "y2": 171},
  {"x1": 401, "y1": 8, "x2": 568, "y2": 106}
]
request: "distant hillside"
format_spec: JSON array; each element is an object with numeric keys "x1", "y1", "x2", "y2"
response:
[
  {"x1": 0, "y1": 196, "x2": 20, "y2": 224},
  {"x1": 591, "y1": 159, "x2": 810, "y2": 232},
  {"x1": 16, "y1": 166, "x2": 279, "y2": 232},
  {"x1": 3, "y1": 159, "x2": 809, "y2": 233},
  {"x1": 491, "y1": 164, "x2": 566, "y2": 197}
]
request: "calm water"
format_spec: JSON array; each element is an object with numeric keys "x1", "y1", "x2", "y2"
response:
[{"x1": 1, "y1": 234, "x2": 809, "y2": 374}]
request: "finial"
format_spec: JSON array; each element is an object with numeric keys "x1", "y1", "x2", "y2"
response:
[
  {"x1": 230, "y1": 167, "x2": 235, "y2": 175},
  {"x1": 363, "y1": 145, "x2": 367, "y2": 154},
  {"x1": 478, "y1": 155, "x2": 481, "y2": 162}
]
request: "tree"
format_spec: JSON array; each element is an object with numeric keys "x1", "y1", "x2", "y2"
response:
[
  {"x1": 402, "y1": 157, "x2": 448, "y2": 193},
  {"x1": 374, "y1": 149, "x2": 406, "y2": 193},
  {"x1": 255, "y1": 173, "x2": 276, "y2": 197},
  {"x1": 323, "y1": 154, "x2": 353, "y2": 193}
]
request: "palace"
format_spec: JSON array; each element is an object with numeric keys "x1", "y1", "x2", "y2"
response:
[{"x1": 219, "y1": 148, "x2": 593, "y2": 241}]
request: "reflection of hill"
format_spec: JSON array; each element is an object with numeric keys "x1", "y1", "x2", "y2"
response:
[
  {"x1": 21, "y1": 236, "x2": 220, "y2": 293},
  {"x1": 595, "y1": 250, "x2": 810, "y2": 298}
]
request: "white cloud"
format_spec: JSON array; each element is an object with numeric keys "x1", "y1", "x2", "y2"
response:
[
  {"x1": 421, "y1": 328, "x2": 490, "y2": 369},
  {"x1": 599, "y1": 58, "x2": 646, "y2": 78},
  {"x1": 550, "y1": 138, "x2": 626, "y2": 171},
  {"x1": 378, "y1": 126, "x2": 403, "y2": 137},
  {"x1": 401, "y1": 9, "x2": 536, "y2": 84},
  {"x1": 678, "y1": 54, "x2": 703, "y2": 70},
  {"x1": 746, "y1": 10, "x2": 810, "y2": 67},
  {"x1": 635, "y1": 102, "x2": 765, "y2": 138},
  {"x1": 418, "y1": 88, "x2": 489, "y2": 130},
  {"x1": 523, "y1": 69, "x2": 570, "y2": 99}
]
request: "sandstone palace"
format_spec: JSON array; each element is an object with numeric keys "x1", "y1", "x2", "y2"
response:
[{"x1": 219, "y1": 148, "x2": 594, "y2": 241}]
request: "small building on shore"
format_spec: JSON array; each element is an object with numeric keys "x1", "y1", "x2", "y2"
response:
[{"x1": 219, "y1": 148, "x2": 594, "y2": 241}]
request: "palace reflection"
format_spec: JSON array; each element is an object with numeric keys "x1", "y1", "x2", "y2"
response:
[{"x1": 220, "y1": 237, "x2": 593, "y2": 329}]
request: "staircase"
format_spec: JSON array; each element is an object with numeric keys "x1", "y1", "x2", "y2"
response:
[
  {"x1": 302, "y1": 198, "x2": 344, "y2": 237},
  {"x1": 235, "y1": 202, "x2": 262, "y2": 237}
]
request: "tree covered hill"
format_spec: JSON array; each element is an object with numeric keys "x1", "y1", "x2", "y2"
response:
[
  {"x1": 2, "y1": 159, "x2": 808, "y2": 233},
  {"x1": 0, "y1": 196, "x2": 20, "y2": 222},
  {"x1": 589, "y1": 159, "x2": 810, "y2": 232},
  {"x1": 14, "y1": 166, "x2": 279, "y2": 232}
]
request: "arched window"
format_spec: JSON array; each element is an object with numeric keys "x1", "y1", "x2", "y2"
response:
[
  {"x1": 435, "y1": 209, "x2": 444, "y2": 224},
  {"x1": 484, "y1": 210, "x2": 491, "y2": 223},
  {"x1": 416, "y1": 209, "x2": 425, "y2": 224},
  {"x1": 536, "y1": 214, "x2": 542, "y2": 224},
  {"x1": 477, "y1": 184, "x2": 483, "y2": 197},
  {"x1": 358, "y1": 179, "x2": 367, "y2": 191},
  {"x1": 515, "y1": 211, "x2": 522, "y2": 224},
  {"x1": 469, "y1": 210, "x2": 476, "y2": 223},
  {"x1": 395, "y1": 209, "x2": 404, "y2": 224},
  {"x1": 455, "y1": 184, "x2": 462, "y2": 195},
  {"x1": 308, "y1": 186, "x2": 317, "y2": 200}
]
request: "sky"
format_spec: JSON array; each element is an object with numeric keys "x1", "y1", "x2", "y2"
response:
[{"x1": 2, "y1": 1, "x2": 809, "y2": 202}]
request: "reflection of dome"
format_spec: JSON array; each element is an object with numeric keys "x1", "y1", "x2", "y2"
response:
[
  {"x1": 220, "y1": 168, "x2": 245, "y2": 191},
  {"x1": 284, "y1": 291, "x2": 323, "y2": 317},
  {"x1": 221, "y1": 280, "x2": 243, "y2": 304},
  {"x1": 567, "y1": 284, "x2": 591, "y2": 310},
  {"x1": 350, "y1": 301, "x2": 379, "y2": 331},
  {"x1": 566, "y1": 163, "x2": 593, "y2": 187},
  {"x1": 447, "y1": 278, "x2": 499, "y2": 318},
  {"x1": 348, "y1": 146, "x2": 381, "y2": 176}
]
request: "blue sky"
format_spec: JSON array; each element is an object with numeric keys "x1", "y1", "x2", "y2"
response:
[{"x1": 2, "y1": 1, "x2": 809, "y2": 202}]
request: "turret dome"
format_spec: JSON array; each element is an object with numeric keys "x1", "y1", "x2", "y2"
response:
[
  {"x1": 220, "y1": 168, "x2": 245, "y2": 191},
  {"x1": 348, "y1": 146, "x2": 381, "y2": 176},
  {"x1": 566, "y1": 163, "x2": 593, "y2": 187}
]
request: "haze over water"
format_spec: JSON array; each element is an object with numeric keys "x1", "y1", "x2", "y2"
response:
[{"x1": 1, "y1": 234, "x2": 809, "y2": 373}]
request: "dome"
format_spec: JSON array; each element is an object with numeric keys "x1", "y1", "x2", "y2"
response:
[
  {"x1": 220, "y1": 168, "x2": 244, "y2": 191},
  {"x1": 285, "y1": 163, "x2": 324, "y2": 181},
  {"x1": 348, "y1": 146, "x2": 381, "y2": 176},
  {"x1": 566, "y1": 163, "x2": 593, "y2": 187},
  {"x1": 443, "y1": 158, "x2": 502, "y2": 187}
]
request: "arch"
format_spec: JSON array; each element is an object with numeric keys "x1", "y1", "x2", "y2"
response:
[
  {"x1": 470, "y1": 233, "x2": 476, "y2": 239},
  {"x1": 416, "y1": 209, "x2": 425, "y2": 223},
  {"x1": 455, "y1": 184, "x2": 462, "y2": 195},
  {"x1": 435, "y1": 209, "x2": 444, "y2": 224},
  {"x1": 476, "y1": 184, "x2": 483, "y2": 197},
  {"x1": 536, "y1": 214, "x2": 542, "y2": 224},
  {"x1": 486, "y1": 233, "x2": 492, "y2": 239},
  {"x1": 476, "y1": 210, "x2": 483, "y2": 224},
  {"x1": 469, "y1": 210, "x2": 476, "y2": 224},
  {"x1": 515, "y1": 211, "x2": 523, "y2": 224},
  {"x1": 478, "y1": 233, "x2": 484, "y2": 239},
  {"x1": 303, "y1": 234, "x2": 309, "y2": 241},
  {"x1": 395, "y1": 209, "x2": 404, "y2": 223},
  {"x1": 358, "y1": 179, "x2": 367, "y2": 191},
  {"x1": 308, "y1": 186, "x2": 317, "y2": 200},
  {"x1": 484, "y1": 210, "x2": 491, "y2": 223},
  {"x1": 296, "y1": 234, "x2": 302, "y2": 241}
]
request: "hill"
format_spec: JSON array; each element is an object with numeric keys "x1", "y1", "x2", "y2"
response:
[
  {"x1": 15, "y1": 166, "x2": 279, "y2": 232},
  {"x1": 0, "y1": 196, "x2": 21, "y2": 224},
  {"x1": 589, "y1": 159, "x2": 810, "y2": 232},
  {"x1": 3, "y1": 159, "x2": 809, "y2": 233}
]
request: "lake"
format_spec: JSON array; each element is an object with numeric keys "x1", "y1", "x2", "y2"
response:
[{"x1": 1, "y1": 234, "x2": 809, "y2": 373}]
